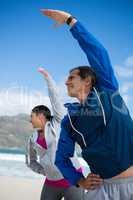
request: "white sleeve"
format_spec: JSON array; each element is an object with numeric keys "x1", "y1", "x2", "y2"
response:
[{"x1": 44, "y1": 74, "x2": 66, "y2": 122}]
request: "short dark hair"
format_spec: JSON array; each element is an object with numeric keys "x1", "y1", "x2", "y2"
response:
[
  {"x1": 70, "y1": 66, "x2": 97, "y2": 87},
  {"x1": 32, "y1": 105, "x2": 51, "y2": 121}
]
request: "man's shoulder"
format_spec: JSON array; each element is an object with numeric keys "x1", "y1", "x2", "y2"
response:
[{"x1": 64, "y1": 102, "x2": 80, "y2": 108}]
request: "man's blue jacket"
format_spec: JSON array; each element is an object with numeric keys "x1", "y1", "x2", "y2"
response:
[{"x1": 55, "y1": 21, "x2": 133, "y2": 185}]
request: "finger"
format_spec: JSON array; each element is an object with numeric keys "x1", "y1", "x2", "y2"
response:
[
  {"x1": 41, "y1": 9, "x2": 59, "y2": 18},
  {"x1": 87, "y1": 173, "x2": 100, "y2": 178},
  {"x1": 86, "y1": 182, "x2": 102, "y2": 190},
  {"x1": 85, "y1": 179, "x2": 103, "y2": 187},
  {"x1": 40, "y1": 9, "x2": 52, "y2": 16},
  {"x1": 89, "y1": 179, "x2": 103, "y2": 184},
  {"x1": 91, "y1": 180, "x2": 103, "y2": 185},
  {"x1": 38, "y1": 67, "x2": 44, "y2": 73},
  {"x1": 88, "y1": 185, "x2": 100, "y2": 190},
  {"x1": 38, "y1": 68, "x2": 49, "y2": 77},
  {"x1": 86, "y1": 176, "x2": 103, "y2": 181},
  {"x1": 87, "y1": 176, "x2": 102, "y2": 181}
]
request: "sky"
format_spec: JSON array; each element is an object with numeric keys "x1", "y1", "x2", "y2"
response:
[{"x1": 0, "y1": 0, "x2": 133, "y2": 116}]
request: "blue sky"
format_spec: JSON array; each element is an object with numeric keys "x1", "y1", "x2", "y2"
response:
[{"x1": 0, "y1": 0, "x2": 133, "y2": 115}]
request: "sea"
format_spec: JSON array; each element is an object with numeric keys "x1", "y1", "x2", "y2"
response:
[
  {"x1": 0, "y1": 148, "x2": 43, "y2": 179},
  {"x1": 0, "y1": 148, "x2": 90, "y2": 179}
]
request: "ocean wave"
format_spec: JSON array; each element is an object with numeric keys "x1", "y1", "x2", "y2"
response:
[{"x1": 0, "y1": 153, "x2": 25, "y2": 162}]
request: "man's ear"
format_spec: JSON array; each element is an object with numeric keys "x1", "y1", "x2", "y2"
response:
[{"x1": 85, "y1": 77, "x2": 92, "y2": 87}]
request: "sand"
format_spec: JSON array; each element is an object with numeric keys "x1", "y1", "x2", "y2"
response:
[{"x1": 0, "y1": 176, "x2": 44, "y2": 200}]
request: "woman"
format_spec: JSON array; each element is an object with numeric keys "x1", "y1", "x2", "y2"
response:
[{"x1": 26, "y1": 67, "x2": 84, "y2": 200}]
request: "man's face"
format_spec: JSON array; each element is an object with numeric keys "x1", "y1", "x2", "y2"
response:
[
  {"x1": 30, "y1": 112, "x2": 45, "y2": 129},
  {"x1": 65, "y1": 69, "x2": 87, "y2": 98}
]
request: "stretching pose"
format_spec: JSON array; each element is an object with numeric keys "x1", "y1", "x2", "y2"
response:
[
  {"x1": 42, "y1": 9, "x2": 133, "y2": 200},
  {"x1": 26, "y1": 68, "x2": 101, "y2": 200}
]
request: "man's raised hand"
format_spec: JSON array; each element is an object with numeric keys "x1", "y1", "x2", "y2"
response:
[{"x1": 40, "y1": 9, "x2": 71, "y2": 25}]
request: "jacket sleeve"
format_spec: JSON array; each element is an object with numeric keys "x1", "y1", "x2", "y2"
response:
[
  {"x1": 44, "y1": 74, "x2": 66, "y2": 122},
  {"x1": 55, "y1": 116, "x2": 84, "y2": 185},
  {"x1": 70, "y1": 21, "x2": 119, "y2": 91},
  {"x1": 25, "y1": 139, "x2": 46, "y2": 175}
]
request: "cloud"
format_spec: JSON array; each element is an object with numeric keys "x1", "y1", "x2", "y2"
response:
[
  {"x1": 120, "y1": 82, "x2": 133, "y2": 111},
  {"x1": 115, "y1": 56, "x2": 133, "y2": 78},
  {"x1": 115, "y1": 65, "x2": 133, "y2": 78},
  {"x1": 115, "y1": 56, "x2": 133, "y2": 116},
  {"x1": 120, "y1": 82, "x2": 133, "y2": 93},
  {"x1": 0, "y1": 81, "x2": 69, "y2": 116},
  {"x1": 0, "y1": 56, "x2": 132, "y2": 116},
  {"x1": 0, "y1": 86, "x2": 51, "y2": 116},
  {"x1": 124, "y1": 56, "x2": 133, "y2": 67}
]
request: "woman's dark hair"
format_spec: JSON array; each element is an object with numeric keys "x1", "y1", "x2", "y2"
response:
[
  {"x1": 70, "y1": 66, "x2": 97, "y2": 87},
  {"x1": 32, "y1": 105, "x2": 51, "y2": 121}
]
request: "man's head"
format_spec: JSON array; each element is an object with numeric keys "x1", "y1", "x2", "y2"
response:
[
  {"x1": 65, "y1": 66, "x2": 96, "y2": 101},
  {"x1": 31, "y1": 105, "x2": 51, "y2": 130}
]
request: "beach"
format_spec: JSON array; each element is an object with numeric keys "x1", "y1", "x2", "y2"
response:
[
  {"x1": 0, "y1": 176, "x2": 44, "y2": 200},
  {"x1": 0, "y1": 151, "x2": 90, "y2": 200},
  {"x1": 0, "y1": 151, "x2": 45, "y2": 199}
]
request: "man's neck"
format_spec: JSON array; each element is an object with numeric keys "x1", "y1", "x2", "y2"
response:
[{"x1": 77, "y1": 90, "x2": 90, "y2": 104}]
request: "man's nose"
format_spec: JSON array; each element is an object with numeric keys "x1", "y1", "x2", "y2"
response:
[
  {"x1": 65, "y1": 79, "x2": 70, "y2": 85},
  {"x1": 65, "y1": 80, "x2": 68, "y2": 85}
]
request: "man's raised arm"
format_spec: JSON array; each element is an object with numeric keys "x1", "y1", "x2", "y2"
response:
[{"x1": 41, "y1": 9, "x2": 118, "y2": 91}]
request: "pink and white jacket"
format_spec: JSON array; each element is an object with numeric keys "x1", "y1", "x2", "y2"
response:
[{"x1": 26, "y1": 74, "x2": 81, "y2": 181}]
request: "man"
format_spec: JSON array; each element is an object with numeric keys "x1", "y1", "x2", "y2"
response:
[
  {"x1": 26, "y1": 68, "x2": 101, "y2": 200},
  {"x1": 41, "y1": 9, "x2": 133, "y2": 199}
]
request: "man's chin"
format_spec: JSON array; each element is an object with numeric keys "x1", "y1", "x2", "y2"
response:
[
  {"x1": 67, "y1": 91, "x2": 74, "y2": 97},
  {"x1": 67, "y1": 91, "x2": 76, "y2": 97}
]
